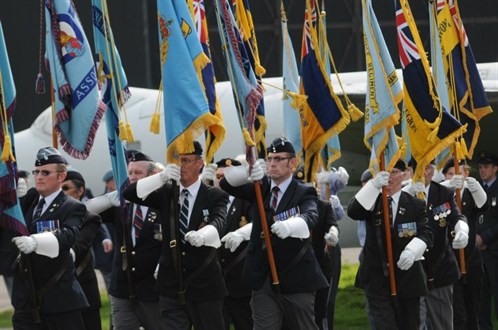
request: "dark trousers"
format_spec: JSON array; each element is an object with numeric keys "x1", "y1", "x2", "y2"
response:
[
  {"x1": 478, "y1": 251, "x2": 498, "y2": 330},
  {"x1": 223, "y1": 295, "x2": 252, "y2": 330},
  {"x1": 12, "y1": 308, "x2": 85, "y2": 330},
  {"x1": 453, "y1": 264, "x2": 483, "y2": 330},
  {"x1": 159, "y1": 295, "x2": 225, "y2": 330},
  {"x1": 366, "y1": 292, "x2": 420, "y2": 330}
]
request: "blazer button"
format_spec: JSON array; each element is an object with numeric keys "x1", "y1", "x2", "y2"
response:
[
  {"x1": 182, "y1": 252, "x2": 186, "y2": 256},
  {"x1": 131, "y1": 251, "x2": 136, "y2": 256},
  {"x1": 132, "y1": 268, "x2": 136, "y2": 272}
]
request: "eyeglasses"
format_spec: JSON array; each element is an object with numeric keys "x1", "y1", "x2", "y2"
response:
[
  {"x1": 32, "y1": 170, "x2": 62, "y2": 177},
  {"x1": 390, "y1": 169, "x2": 403, "y2": 175},
  {"x1": 179, "y1": 157, "x2": 200, "y2": 165},
  {"x1": 61, "y1": 185, "x2": 76, "y2": 191},
  {"x1": 266, "y1": 156, "x2": 290, "y2": 163}
]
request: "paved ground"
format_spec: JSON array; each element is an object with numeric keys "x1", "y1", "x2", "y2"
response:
[{"x1": 0, "y1": 247, "x2": 362, "y2": 313}]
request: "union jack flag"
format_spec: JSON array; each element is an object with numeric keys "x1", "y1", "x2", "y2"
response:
[{"x1": 396, "y1": 7, "x2": 420, "y2": 69}]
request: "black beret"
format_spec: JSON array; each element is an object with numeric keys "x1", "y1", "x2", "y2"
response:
[
  {"x1": 360, "y1": 169, "x2": 373, "y2": 183},
  {"x1": 180, "y1": 141, "x2": 203, "y2": 156},
  {"x1": 393, "y1": 159, "x2": 406, "y2": 172},
  {"x1": 215, "y1": 158, "x2": 241, "y2": 168},
  {"x1": 18, "y1": 170, "x2": 29, "y2": 178},
  {"x1": 442, "y1": 158, "x2": 465, "y2": 174},
  {"x1": 65, "y1": 170, "x2": 85, "y2": 185},
  {"x1": 126, "y1": 149, "x2": 153, "y2": 163},
  {"x1": 477, "y1": 152, "x2": 498, "y2": 165},
  {"x1": 35, "y1": 147, "x2": 68, "y2": 166},
  {"x1": 267, "y1": 137, "x2": 295, "y2": 154}
]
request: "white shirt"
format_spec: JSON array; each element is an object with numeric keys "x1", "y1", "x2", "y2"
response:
[
  {"x1": 270, "y1": 175, "x2": 292, "y2": 209},
  {"x1": 35, "y1": 189, "x2": 62, "y2": 216},
  {"x1": 179, "y1": 178, "x2": 202, "y2": 226}
]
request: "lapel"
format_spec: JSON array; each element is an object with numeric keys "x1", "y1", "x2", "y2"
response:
[
  {"x1": 275, "y1": 179, "x2": 297, "y2": 213},
  {"x1": 189, "y1": 182, "x2": 207, "y2": 231},
  {"x1": 38, "y1": 191, "x2": 66, "y2": 220},
  {"x1": 394, "y1": 192, "x2": 409, "y2": 226}
]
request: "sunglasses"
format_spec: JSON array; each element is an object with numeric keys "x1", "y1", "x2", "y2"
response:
[
  {"x1": 61, "y1": 185, "x2": 76, "y2": 191},
  {"x1": 32, "y1": 170, "x2": 62, "y2": 177}
]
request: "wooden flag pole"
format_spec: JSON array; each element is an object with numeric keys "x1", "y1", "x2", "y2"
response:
[{"x1": 380, "y1": 152, "x2": 397, "y2": 297}]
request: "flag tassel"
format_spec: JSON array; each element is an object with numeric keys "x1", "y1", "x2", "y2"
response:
[
  {"x1": 1, "y1": 135, "x2": 15, "y2": 162},
  {"x1": 347, "y1": 103, "x2": 364, "y2": 121},
  {"x1": 35, "y1": 73, "x2": 45, "y2": 94},
  {"x1": 149, "y1": 112, "x2": 160, "y2": 134}
]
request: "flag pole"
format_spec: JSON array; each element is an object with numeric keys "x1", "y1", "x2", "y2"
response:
[
  {"x1": 380, "y1": 152, "x2": 397, "y2": 297},
  {"x1": 452, "y1": 148, "x2": 467, "y2": 280},
  {"x1": 251, "y1": 147, "x2": 280, "y2": 292}
]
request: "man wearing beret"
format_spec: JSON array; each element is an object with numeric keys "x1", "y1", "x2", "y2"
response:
[
  {"x1": 476, "y1": 152, "x2": 498, "y2": 329},
  {"x1": 440, "y1": 158, "x2": 487, "y2": 329},
  {"x1": 62, "y1": 170, "x2": 103, "y2": 330},
  {"x1": 348, "y1": 159, "x2": 433, "y2": 329},
  {"x1": 201, "y1": 157, "x2": 254, "y2": 330},
  {"x1": 220, "y1": 137, "x2": 328, "y2": 330},
  {"x1": 86, "y1": 150, "x2": 163, "y2": 329},
  {"x1": 11, "y1": 147, "x2": 88, "y2": 329},
  {"x1": 404, "y1": 159, "x2": 468, "y2": 329},
  {"x1": 123, "y1": 141, "x2": 229, "y2": 330}
]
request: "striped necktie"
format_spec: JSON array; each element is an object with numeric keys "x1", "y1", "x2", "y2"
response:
[
  {"x1": 271, "y1": 186, "x2": 279, "y2": 211},
  {"x1": 133, "y1": 205, "x2": 144, "y2": 239},
  {"x1": 33, "y1": 198, "x2": 45, "y2": 219},
  {"x1": 179, "y1": 189, "x2": 189, "y2": 243}
]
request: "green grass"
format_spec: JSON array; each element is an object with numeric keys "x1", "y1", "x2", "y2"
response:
[{"x1": 1, "y1": 267, "x2": 368, "y2": 329}]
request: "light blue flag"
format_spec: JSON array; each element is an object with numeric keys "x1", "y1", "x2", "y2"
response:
[
  {"x1": 158, "y1": 0, "x2": 216, "y2": 162},
  {"x1": 0, "y1": 22, "x2": 28, "y2": 235},
  {"x1": 362, "y1": 0, "x2": 403, "y2": 173},
  {"x1": 214, "y1": 0, "x2": 263, "y2": 165},
  {"x1": 91, "y1": 0, "x2": 129, "y2": 193},
  {"x1": 281, "y1": 11, "x2": 302, "y2": 162},
  {"x1": 44, "y1": 0, "x2": 106, "y2": 159}
]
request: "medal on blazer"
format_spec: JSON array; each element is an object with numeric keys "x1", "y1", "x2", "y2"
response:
[
  {"x1": 492, "y1": 197, "x2": 496, "y2": 207},
  {"x1": 398, "y1": 222, "x2": 417, "y2": 238},
  {"x1": 153, "y1": 223, "x2": 162, "y2": 241},
  {"x1": 36, "y1": 220, "x2": 60, "y2": 233},
  {"x1": 148, "y1": 211, "x2": 157, "y2": 222}
]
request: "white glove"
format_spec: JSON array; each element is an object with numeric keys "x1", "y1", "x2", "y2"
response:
[
  {"x1": 371, "y1": 171, "x2": 389, "y2": 189},
  {"x1": 336, "y1": 166, "x2": 349, "y2": 186},
  {"x1": 107, "y1": 190, "x2": 120, "y2": 207},
  {"x1": 12, "y1": 236, "x2": 37, "y2": 254},
  {"x1": 185, "y1": 230, "x2": 205, "y2": 247},
  {"x1": 250, "y1": 162, "x2": 264, "y2": 181},
  {"x1": 256, "y1": 158, "x2": 267, "y2": 175},
  {"x1": 271, "y1": 216, "x2": 310, "y2": 239},
  {"x1": 329, "y1": 195, "x2": 341, "y2": 208},
  {"x1": 466, "y1": 177, "x2": 487, "y2": 208},
  {"x1": 324, "y1": 226, "x2": 339, "y2": 246},
  {"x1": 316, "y1": 171, "x2": 331, "y2": 185},
  {"x1": 160, "y1": 164, "x2": 181, "y2": 183},
  {"x1": 17, "y1": 178, "x2": 27, "y2": 198},
  {"x1": 466, "y1": 177, "x2": 480, "y2": 193},
  {"x1": 221, "y1": 232, "x2": 245, "y2": 252},
  {"x1": 201, "y1": 163, "x2": 217, "y2": 183},
  {"x1": 221, "y1": 223, "x2": 253, "y2": 252},
  {"x1": 397, "y1": 249, "x2": 416, "y2": 270},
  {"x1": 453, "y1": 220, "x2": 469, "y2": 249},
  {"x1": 450, "y1": 175, "x2": 465, "y2": 190},
  {"x1": 404, "y1": 181, "x2": 426, "y2": 196},
  {"x1": 397, "y1": 237, "x2": 427, "y2": 270}
]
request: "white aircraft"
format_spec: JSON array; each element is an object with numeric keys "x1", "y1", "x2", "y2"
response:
[{"x1": 14, "y1": 63, "x2": 498, "y2": 195}]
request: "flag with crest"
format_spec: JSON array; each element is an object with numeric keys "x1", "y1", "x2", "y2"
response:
[
  {"x1": 431, "y1": 0, "x2": 492, "y2": 167},
  {"x1": 192, "y1": 0, "x2": 226, "y2": 164},
  {"x1": 214, "y1": 0, "x2": 264, "y2": 166},
  {"x1": 299, "y1": 0, "x2": 350, "y2": 182},
  {"x1": 92, "y1": 0, "x2": 130, "y2": 193},
  {"x1": 233, "y1": 0, "x2": 267, "y2": 158},
  {"x1": 395, "y1": 0, "x2": 465, "y2": 180},
  {"x1": 158, "y1": 0, "x2": 218, "y2": 162},
  {"x1": 0, "y1": 22, "x2": 28, "y2": 235},
  {"x1": 44, "y1": 0, "x2": 106, "y2": 159},
  {"x1": 363, "y1": 0, "x2": 403, "y2": 173}
]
